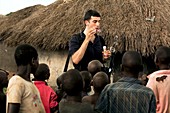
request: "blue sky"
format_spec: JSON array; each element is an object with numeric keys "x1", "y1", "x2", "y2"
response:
[{"x1": 0, "y1": 0, "x2": 56, "y2": 15}]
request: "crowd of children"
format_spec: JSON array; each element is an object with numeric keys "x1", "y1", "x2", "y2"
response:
[{"x1": 1, "y1": 44, "x2": 170, "y2": 113}]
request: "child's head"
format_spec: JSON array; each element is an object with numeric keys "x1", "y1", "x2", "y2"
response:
[
  {"x1": 92, "y1": 71, "x2": 109, "y2": 93},
  {"x1": 14, "y1": 44, "x2": 39, "y2": 74},
  {"x1": 121, "y1": 51, "x2": 143, "y2": 77},
  {"x1": 0, "y1": 69, "x2": 9, "y2": 89},
  {"x1": 155, "y1": 46, "x2": 170, "y2": 69},
  {"x1": 56, "y1": 72, "x2": 65, "y2": 89},
  {"x1": 80, "y1": 71, "x2": 92, "y2": 93},
  {"x1": 34, "y1": 63, "x2": 50, "y2": 81},
  {"x1": 62, "y1": 69, "x2": 83, "y2": 96},
  {"x1": 88, "y1": 60, "x2": 103, "y2": 77}
]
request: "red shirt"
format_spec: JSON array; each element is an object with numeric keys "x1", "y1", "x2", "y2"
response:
[{"x1": 34, "y1": 81, "x2": 58, "y2": 113}]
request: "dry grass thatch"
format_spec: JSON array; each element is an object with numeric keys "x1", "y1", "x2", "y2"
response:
[{"x1": 0, "y1": 0, "x2": 170, "y2": 56}]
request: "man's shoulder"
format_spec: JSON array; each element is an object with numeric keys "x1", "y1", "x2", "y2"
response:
[
  {"x1": 71, "y1": 32, "x2": 82, "y2": 39},
  {"x1": 148, "y1": 70, "x2": 170, "y2": 79}
]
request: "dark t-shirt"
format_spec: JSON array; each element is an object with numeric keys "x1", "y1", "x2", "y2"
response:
[
  {"x1": 69, "y1": 32, "x2": 104, "y2": 71},
  {"x1": 59, "y1": 99, "x2": 98, "y2": 113}
]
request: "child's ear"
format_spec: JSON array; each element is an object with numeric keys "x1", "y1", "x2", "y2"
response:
[
  {"x1": 60, "y1": 84, "x2": 63, "y2": 89},
  {"x1": 31, "y1": 57, "x2": 36, "y2": 65},
  {"x1": 120, "y1": 64, "x2": 123, "y2": 71}
]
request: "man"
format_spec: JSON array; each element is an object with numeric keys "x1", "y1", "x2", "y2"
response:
[
  {"x1": 6, "y1": 44, "x2": 45, "y2": 113},
  {"x1": 146, "y1": 46, "x2": 170, "y2": 113},
  {"x1": 69, "y1": 10, "x2": 106, "y2": 71},
  {"x1": 95, "y1": 51, "x2": 156, "y2": 113}
]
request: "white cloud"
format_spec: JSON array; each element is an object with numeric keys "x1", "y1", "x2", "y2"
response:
[{"x1": 0, "y1": 0, "x2": 56, "y2": 15}]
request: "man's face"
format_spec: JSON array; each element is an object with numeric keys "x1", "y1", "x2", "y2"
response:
[{"x1": 85, "y1": 16, "x2": 101, "y2": 31}]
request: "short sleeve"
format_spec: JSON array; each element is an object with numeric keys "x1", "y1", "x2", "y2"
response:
[
  {"x1": 7, "y1": 76, "x2": 24, "y2": 104},
  {"x1": 69, "y1": 34, "x2": 82, "y2": 56}
]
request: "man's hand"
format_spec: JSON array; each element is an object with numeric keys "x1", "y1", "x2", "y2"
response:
[{"x1": 85, "y1": 27, "x2": 97, "y2": 42}]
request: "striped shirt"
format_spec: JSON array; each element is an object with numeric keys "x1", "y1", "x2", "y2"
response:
[{"x1": 95, "y1": 77, "x2": 156, "y2": 113}]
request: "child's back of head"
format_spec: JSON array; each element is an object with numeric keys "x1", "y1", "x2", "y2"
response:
[
  {"x1": 34, "y1": 63, "x2": 50, "y2": 81},
  {"x1": 93, "y1": 71, "x2": 109, "y2": 93},
  {"x1": 62, "y1": 69, "x2": 83, "y2": 96},
  {"x1": 87, "y1": 60, "x2": 103, "y2": 77}
]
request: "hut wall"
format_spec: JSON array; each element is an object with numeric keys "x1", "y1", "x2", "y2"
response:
[{"x1": 0, "y1": 43, "x2": 73, "y2": 87}]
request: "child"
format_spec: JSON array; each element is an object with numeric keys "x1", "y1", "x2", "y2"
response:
[
  {"x1": 33, "y1": 63, "x2": 58, "y2": 113},
  {"x1": 80, "y1": 71, "x2": 92, "y2": 97},
  {"x1": 6, "y1": 44, "x2": 45, "y2": 113},
  {"x1": 87, "y1": 60, "x2": 103, "y2": 77},
  {"x1": 82, "y1": 71, "x2": 109, "y2": 108},
  {"x1": 56, "y1": 72, "x2": 66, "y2": 103},
  {"x1": 59, "y1": 69, "x2": 96, "y2": 113},
  {"x1": 0, "y1": 69, "x2": 9, "y2": 113}
]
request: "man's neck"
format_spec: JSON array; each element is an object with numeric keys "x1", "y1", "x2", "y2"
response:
[
  {"x1": 122, "y1": 71, "x2": 138, "y2": 79},
  {"x1": 158, "y1": 64, "x2": 169, "y2": 70}
]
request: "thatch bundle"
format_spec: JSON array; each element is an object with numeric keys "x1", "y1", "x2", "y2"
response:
[{"x1": 0, "y1": 0, "x2": 170, "y2": 56}]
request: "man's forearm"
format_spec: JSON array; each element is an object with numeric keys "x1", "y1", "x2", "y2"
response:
[{"x1": 72, "y1": 39, "x2": 89, "y2": 64}]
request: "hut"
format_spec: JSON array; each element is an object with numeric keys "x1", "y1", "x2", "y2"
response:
[{"x1": 0, "y1": 0, "x2": 170, "y2": 85}]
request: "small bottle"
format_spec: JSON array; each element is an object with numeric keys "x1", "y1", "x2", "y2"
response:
[{"x1": 103, "y1": 46, "x2": 108, "y2": 59}]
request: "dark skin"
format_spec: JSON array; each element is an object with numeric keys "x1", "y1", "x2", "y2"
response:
[
  {"x1": 82, "y1": 72, "x2": 109, "y2": 108},
  {"x1": 121, "y1": 51, "x2": 143, "y2": 79},
  {"x1": 8, "y1": 58, "x2": 38, "y2": 113}
]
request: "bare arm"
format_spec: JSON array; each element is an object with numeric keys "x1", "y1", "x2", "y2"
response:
[
  {"x1": 72, "y1": 38, "x2": 90, "y2": 64},
  {"x1": 7, "y1": 103, "x2": 20, "y2": 113}
]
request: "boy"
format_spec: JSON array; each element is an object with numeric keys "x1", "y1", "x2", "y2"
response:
[
  {"x1": 82, "y1": 71, "x2": 109, "y2": 108},
  {"x1": 33, "y1": 63, "x2": 58, "y2": 113},
  {"x1": 6, "y1": 44, "x2": 45, "y2": 113}
]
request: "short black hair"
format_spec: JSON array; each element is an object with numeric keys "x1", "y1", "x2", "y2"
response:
[
  {"x1": 62, "y1": 69, "x2": 83, "y2": 96},
  {"x1": 84, "y1": 10, "x2": 101, "y2": 21},
  {"x1": 34, "y1": 63, "x2": 49, "y2": 81},
  {"x1": 93, "y1": 72, "x2": 109, "y2": 93},
  {"x1": 56, "y1": 72, "x2": 65, "y2": 89},
  {"x1": 155, "y1": 46, "x2": 170, "y2": 65},
  {"x1": 14, "y1": 44, "x2": 38, "y2": 66},
  {"x1": 122, "y1": 51, "x2": 143, "y2": 75},
  {"x1": 80, "y1": 71, "x2": 92, "y2": 92},
  {"x1": 88, "y1": 60, "x2": 103, "y2": 77}
]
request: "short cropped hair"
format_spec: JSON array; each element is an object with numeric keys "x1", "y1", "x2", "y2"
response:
[
  {"x1": 62, "y1": 69, "x2": 83, "y2": 96},
  {"x1": 34, "y1": 63, "x2": 49, "y2": 81},
  {"x1": 155, "y1": 46, "x2": 170, "y2": 65},
  {"x1": 122, "y1": 51, "x2": 143, "y2": 74},
  {"x1": 84, "y1": 10, "x2": 101, "y2": 21},
  {"x1": 14, "y1": 44, "x2": 38, "y2": 66},
  {"x1": 88, "y1": 60, "x2": 103, "y2": 77},
  {"x1": 93, "y1": 72, "x2": 109, "y2": 92}
]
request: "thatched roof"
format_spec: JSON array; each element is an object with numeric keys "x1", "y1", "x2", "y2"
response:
[{"x1": 0, "y1": 0, "x2": 170, "y2": 56}]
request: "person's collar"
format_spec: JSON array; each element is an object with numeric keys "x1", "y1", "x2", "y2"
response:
[
  {"x1": 118, "y1": 77, "x2": 142, "y2": 85},
  {"x1": 33, "y1": 81, "x2": 46, "y2": 84}
]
